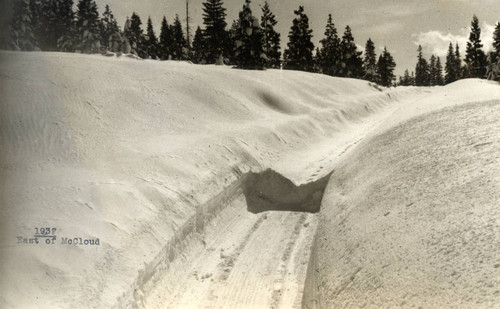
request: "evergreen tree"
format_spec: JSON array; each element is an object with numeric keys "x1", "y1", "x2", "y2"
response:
[
  {"x1": 284, "y1": 6, "x2": 314, "y2": 72},
  {"x1": 122, "y1": 17, "x2": 132, "y2": 53},
  {"x1": 28, "y1": 0, "x2": 43, "y2": 46},
  {"x1": 340, "y1": 25, "x2": 363, "y2": 78},
  {"x1": 9, "y1": 0, "x2": 38, "y2": 51},
  {"x1": 234, "y1": 0, "x2": 264, "y2": 69},
  {"x1": 429, "y1": 55, "x2": 437, "y2": 86},
  {"x1": 455, "y1": 43, "x2": 463, "y2": 79},
  {"x1": 76, "y1": 0, "x2": 101, "y2": 53},
  {"x1": 486, "y1": 22, "x2": 500, "y2": 80},
  {"x1": 144, "y1": 17, "x2": 158, "y2": 59},
  {"x1": 158, "y1": 17, "x2": 172, "y2": 60},
  {"x1": 486, "y1": 51, "x2": 500, "y2": 81},
  {"x1": 260, "y1": 1, "x2": 281, "y2": 68},
  {"x1": 415, "y1": 45, "x2": 430, "y2": 86},
  {"x1": 464, "y1": 15, "x2": 487, "y2": 78},
  {"x1": 317, "y1": 14, "x2": 340, "y2": 76},
  {"x1": 445, "y1": 42, "x2": 458, "y2": 84},
  {"x1": 363, "y1": 38, "x2": 378, "y2": 82},
  {"x1": 56, "y1": 0, "x2": 77, "y2": 52},
  {"x1": 192, "y1": 26, "x2": 206, "y2": 63},
  {"x1": 313, "y1": 47, "x2": 322, "y2": 72},
  {"x1": 493, "y1": 22, "x2": 500, "y2": 57},
  {"x1": 32, "y1": 0, "x2": 76, "y2": 51},
  {"x1": 29, "y1": 0, "x2": 54, "y2": 50},
  {"x1": 435, "y1": 56, "x2": 444, "y2": 85},
  {"x1": 377, "y1": 47, "x2": 396, "y2": 87},
  {"x1": 202, "y1": 0, "x2": 228, "y2": 63},
  {"x1": 125, "y1": 12, "x2": 145, "y2": 57},
  {"x1": 227, "y1": 19, "x2": 240, "y2": 64},
  {"x1": 398, "y1": 69, "x2": 415, "y2": 86},
  {"x1": 100, "y1": 5, "x2": 121, "y2": 52},
  {"x1": 170, "y1": 14, "x2": 187, "y2": 60}
]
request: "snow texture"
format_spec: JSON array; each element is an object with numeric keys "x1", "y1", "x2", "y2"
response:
[{"x1": 1, "y1": 50, "x2": 499, "y2": 308}]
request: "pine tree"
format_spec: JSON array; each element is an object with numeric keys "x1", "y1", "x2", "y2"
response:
[
  {"x1": 9, "y1": 0, "x2": 38, "y2": 51},
  {"x1": 32, "y1": 0, "x2": 76, "y2": 51},
  {"x1": 464, "y1": 15, "x2": 487, "y2": 78},
  {"x1": 313, "y1": 47, "x2": 322, "y2": 72},
  {"x1": 122, "y1": 17, "x2": 132, "y2": 53},
  {"x1": 234, "y1": 0, "x2": 264, "y2": 69},
  {"x1": 100, "y1": 5, "x2": 121, "y2": 52},
  {"x1": 486, "y1": 22, "x2": 500, "y2": 80},
  {"x1": 445, "y1": 42, "x2": 458, "y2": 84},
  {"x1": 493, "y1": 22, "x2": 500, "y2": 57},
  {"x1": 455, "y1": 43, "x2": 463, "y2": 80},
  {"x1": 28, "y1": 0, "x2": 43, "y2": 46},
  {"x1": 398, "y1": 69, "x2": 415, "y2": 86},
  {"x1": 435, "y1": 56, "x2": 444, "y2": 85},
  {"x1": 192, "y1": 26, "x2": 206, "y2": 63},
  {"x1": 260, "y1": 1, "x2": 281, "y2": 68},
  {"x1": 317, "y1": 13, "x2": 339, "y2": 75},
  {"x1": 284, "y1": 6, "x2": 314, "y2": 72},
  {"x1": 415, "y1": 45, "x2": 430, "y2": 86},
  {"x1": 144, "y1": 17, "x2": 158, "y2": 59},
  {"x1": 158, "y1": 17, "x2": 172, "y2": 60},
  {"x1": 363, "y1": 38, "x2": 378, "y2": 82},
  {"x1": 56, "y1": 0, "x2": 77, "y2": 52},
  {"x1": 340, "y1": 25, "x2": 363, "y2": 78},
  {"x1": 202, "y1": 0, "x2": 228, "y2": 63},
  {"x1": 76, "y1": 0, "x2": 101, "y2": 53},
  {"x1": 377, "y1": 47, "x2": 396, "y2": 87},
  {"x1": 170, "y1": 14, "x2": 187, "y2": 60},
  {"x1": 125, "y1": 12, "x2": 145, "y2": 57},
  {"x1": 29, "y1": 0, "x2": 53, "y2": 50},
  {"x1": 227, "y1": 19, "x2": 239, "y2": 64},
  {"x1": 429, "y1": 55, "x2": 437, "y2": 86}
]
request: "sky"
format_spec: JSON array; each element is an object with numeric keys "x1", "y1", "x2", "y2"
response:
[{"x1": 3, "y1": 0, "x2": 500, "y2": 76}]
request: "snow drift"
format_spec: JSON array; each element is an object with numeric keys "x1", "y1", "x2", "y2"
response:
[
  {"x1": 0, "y1": 51, "x2": 423, "y2": 309},
  {"x1": 2, "y1": 51, "x2": 498, "y2": 309},
  {"x1": 303, "y1": 80, "x2": 500, "y2": 309}
]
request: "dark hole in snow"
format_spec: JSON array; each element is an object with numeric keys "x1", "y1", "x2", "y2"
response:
[{"x1": 242, "y1": 169, "x2": 331, "y2": 214}]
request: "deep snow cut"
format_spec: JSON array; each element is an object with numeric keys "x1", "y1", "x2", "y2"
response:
[{"x1": 1, "y1": 51, "x2": 499, "y2": 309}]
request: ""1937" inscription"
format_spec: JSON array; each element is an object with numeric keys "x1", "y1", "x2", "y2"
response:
[{"x1": 16, "y1": 227, "x2": 100, "y2": 246}]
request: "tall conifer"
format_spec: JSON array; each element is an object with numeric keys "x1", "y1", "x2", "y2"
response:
[
  {"x1": 202, "y1": 0, "x2": 228, "y2": 63},
  {"x1": 363, "y1": 38, "x2": 378, "y2": 82},
  {"x1": 234, "y1": 0, "x2": 264, "y2": 69},
  {"x1": 464, "y1": 15, "x2": 487, "y2": 78},
  {"x1": 144, "y1": 17, "x2": 158, "y2": 59},
  {"x1": 377, "y1": 47, "x2": 396, "y2": 87},
  {"x1": 76, "y1": 0, "x2": 101, "y2": 53},
  {"x1": 445, "y1": 42, "x2": 458, "y2": 84},
  {"x1": 340, "y1": 25, "x2": 363, "y2": 78},
  {"x1": 260, "y1": 1, "x2": 281, "y2": 68},
  {"x1": 415, "y1": 45, "x2": 430, "y2": 86},
  {"x1": 318, "y1": 14, "x2": 339, "y2": 76},
  {"x1": 284, "y1": 6, "x2": 314, "y2": 72}
]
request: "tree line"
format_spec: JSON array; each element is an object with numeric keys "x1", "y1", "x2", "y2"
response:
[
  {"x1": 399, "y1": 15, "x2": 500, "y2": 86},
  {"x1": 9, "y1": 0, "x2": 499, "y2": 86},
  {"x1": 8, "y1": 0, "x2": 397, "y2": 86}
]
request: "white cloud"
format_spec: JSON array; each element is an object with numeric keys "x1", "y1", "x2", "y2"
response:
[{"x1": 412, "y1": 22, "x2": 495, "y2": 58}]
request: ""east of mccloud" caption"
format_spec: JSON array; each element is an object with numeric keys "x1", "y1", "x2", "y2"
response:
[{"x1": 17, "y1": 227, "x2": 100, "y2": 246}]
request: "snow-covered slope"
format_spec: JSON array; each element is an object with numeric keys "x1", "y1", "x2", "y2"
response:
[
  {"x1": 0, "y1": 51, "x2": 425, "y2": 309},
  {"x1": 305, "y1": 79, "x2": 500, "y2": 309}
]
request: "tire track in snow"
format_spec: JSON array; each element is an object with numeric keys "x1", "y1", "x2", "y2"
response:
[
  {"x1": 217, "y1": 213, "x2": 268, "y2": 282},
  {"x1": 269, "y1": 213, "x2": 308, "y2": 308}
]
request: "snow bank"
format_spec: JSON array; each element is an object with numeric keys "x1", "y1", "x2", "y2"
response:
[
  {"x1": 0, "y1": 51, "x2": 421, "y2": 308},
  {"x1": 305, "y1": 80, "x2": 500, "y2": 308}
]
